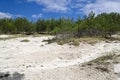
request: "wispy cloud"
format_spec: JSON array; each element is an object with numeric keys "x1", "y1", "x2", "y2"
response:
[
  {"x1": 74, "y1": 0, "x2": 120, "y2": 15},
  {"x1": 32, "y1": 13, "x2": 42, "y2": 18},
  {"x1": 0, "y1": 12, "x2": 23, "y2": 19},
  {"x1": 27, "y1": 0, "x2": 120, "y2": 15},
  {"x1": 0, "y1": 12, "x2": 12, "y2": 19},
  {"x1": 27, "y1": 0, "x2": 71, "y2": 13}
]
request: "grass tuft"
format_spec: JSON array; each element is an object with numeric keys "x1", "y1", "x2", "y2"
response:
[
  {"x1": 85, "y1": 53, "x2": 120, "y2": 66},
  {"x1": 21, "y1": 39, "x2": 30, "y2": 42}
]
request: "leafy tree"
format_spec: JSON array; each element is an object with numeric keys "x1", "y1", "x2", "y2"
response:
[
  {"x1": 36, "y1": 19, "x2": 47, "y2": 33},
  {"x1": 0, "y1": 12, "x2": 120, "y2": 38}
]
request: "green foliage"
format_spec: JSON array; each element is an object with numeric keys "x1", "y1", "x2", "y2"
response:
[
  {"x1": 0, "y1": 12, "x2": 120, "y2": 38},
  {"x1": 52, "y1": 27, "x2": 61, "y2": 34},
  {"x1": 36, "y1": 19, "x2": 47, "y2": 33},
  {"x1": 44, "y1": 36, "x2": 105, "y2": 46}
]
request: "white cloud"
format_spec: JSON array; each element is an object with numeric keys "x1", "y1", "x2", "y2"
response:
[
  {"x1": 27, "y1": 0, "x2": 120, "y2": 15},
  {"x1": 76, "y1": 0, "x2": 120, "y2": 15},
  {"x1": 14, "y1": 14, "x2": 23, "y2": 18},
  {"x1": 27, "y1": 0, "x2": 71, "y2": 12},
  {"x1": 0, "y1": 12, "x2": 23, "y2": 19},
  {"x1": 32, "y1": 13, "x2": 42, "y2": 18},
  {"x1": 0, "y1": 12, "x2": 12, "y2": 19}
]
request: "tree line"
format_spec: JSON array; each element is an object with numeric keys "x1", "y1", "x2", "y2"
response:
[{"x1": 0, "y1": 12, "x2": 120, "y2": 38}]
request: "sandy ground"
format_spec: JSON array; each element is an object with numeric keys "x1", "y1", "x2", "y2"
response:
[
  {"x1": 0, "y1": 35, "x2": 120, "y2": 80},
  {"x1": 0, "y1": 35, "x2": 9, "y2": 38}
]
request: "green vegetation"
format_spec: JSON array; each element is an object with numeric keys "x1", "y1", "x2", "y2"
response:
[
  {"x1": 0, "y1": 34, "x2": 32, "y2": 41},
  {"x1": 0, "y1": 37, "x2": 15, "y2": 41},
  {"x1": 81, "y1": 53, "x2": 120, "y2": 73},
  {"x1": 20, "y1": 39, "x2": 30, "y2": 42},
  {"x1": 85, "y1": 53, "x2": 120, "y2": 66},
  {"x1": 0, "y1": 12, "x2": 120, "y2": 39},
  {"x1": 43, "y1": 37, "x2": 105, "y2": 46},
  {"x1": 32, "y1": 33, "x2": 50, "y2": 37},
  {"x1": 0, "y1": 35, "x2": 18, "y2": 41}
]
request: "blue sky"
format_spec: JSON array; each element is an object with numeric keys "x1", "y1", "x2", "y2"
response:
[{"x1": 0, "y1": 0, "x2": 120, "y2": 21}]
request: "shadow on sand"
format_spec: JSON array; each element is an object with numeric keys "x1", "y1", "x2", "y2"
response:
[{"x1": 0, "y1": 72, "x2": 24, "y2": 80}]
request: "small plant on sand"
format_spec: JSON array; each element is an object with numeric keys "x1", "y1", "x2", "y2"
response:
[
  {"x1": 95, "y1": 66, "x2": 110, "y2": 73},
  {"x1": 57, "y1": 41, "x2": 64, "y2": 45},
  {"x1": 21, "y1": 39, "x2": 30, "y2": 42},
  {"x1": 40, "y1": 44, "x2": 44, "y2": 46},
  {"x1": 72, "y1": 39, "x2": 79, "y2": 46}
]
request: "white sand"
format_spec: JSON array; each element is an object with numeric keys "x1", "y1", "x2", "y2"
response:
[
  {"x1": 114, "y1": 64, "x2": 120, "y2": 80},
  {"x1": 0, "y1": 35, "x2": 120, "y2": 80},
  {"x1": 0, "y1": 35, "x2": 9, "y2": 38}
]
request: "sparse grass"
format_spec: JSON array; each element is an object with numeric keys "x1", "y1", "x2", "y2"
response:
[
  {"x1": 13, "y1": 34, "x2": 29, "y2": 37},
  {"x1": 81, "y1": 53, "x2": 120, "y2": 73},
  {"x1": 0, "y1": 34, "x2": 50, "y2": 41},
  {"x1": 40, "y1": 44, "x2": 44, "y2": 46},
  {"x1": 43, "y1": 36, "x2": 106, "y2": 46},
  {"x1": 20, "y1": 39, "x2": 30, "y2": 42},
  {"x1": 71, "y1": 39, "x2": 80, "y2": 46},
  {"x1": 86, "y1": 53, "x2": 120, "y2": 66},
  {"x1": 43, "y1": 38, "x2": 55, "y2": 44},
  {"x1": 43, "y1": 38, "x2": 80, "y2": 46},
  {"x1": 32, "y1": 33, "x2": 50, "y2": 37},
  {"x1": 0, "y1": 37, "x2": 17, "y2": 41},
  {"x1": 57, "y1": 41, "x2": 64, "y2": 45},
  {"x1": 0, "y1": 34, "x2": 30, "y2": 41},
  {"x1": 78, "y1": 37, "x2": 106, "y2": 44},
  {"x1": 95, "y1": 66, "x2": 110, "y2": 73}
]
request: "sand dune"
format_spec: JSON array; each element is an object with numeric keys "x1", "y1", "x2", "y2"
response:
[{"x1": 0, "y1": 35, "x2": 120, "y2": 80}]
